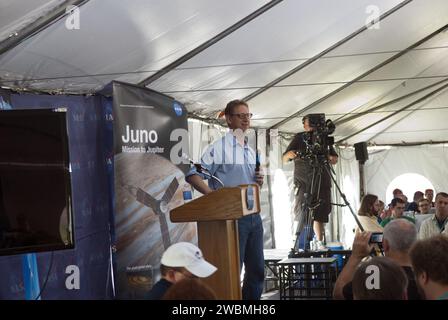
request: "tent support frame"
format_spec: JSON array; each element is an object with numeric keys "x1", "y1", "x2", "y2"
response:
[
  {"x1": 0, "y1": 0, "x2": 90, "y2": 56},
  {"x1": 243, "y1": 0, "x2": 413, "y2": 103},
  {"x1": 138, "y1": 0, "x2": 284, "y2": 87},
  {"x1": 337, "y1": 81, "x2": 448, "y2": 143},
  {"x1": 269, "y1": 21, "x2": 448, "y2": 130}
]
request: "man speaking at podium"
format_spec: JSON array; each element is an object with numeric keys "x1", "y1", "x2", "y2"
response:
[{"x1": 186, "y1": 99, "x2": 265, "y2": 300}]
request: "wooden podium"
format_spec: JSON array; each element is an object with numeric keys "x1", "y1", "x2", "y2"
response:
[{"x1": 170, "y1": 184, "x2": 260, "y2": 300}]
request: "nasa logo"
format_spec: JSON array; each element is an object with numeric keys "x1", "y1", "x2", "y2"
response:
[{"x1": 173, "y1": 101, "x2": 183, "y2": 116}]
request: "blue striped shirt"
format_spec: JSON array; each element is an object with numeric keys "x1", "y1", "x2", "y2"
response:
[{"x1": 186, "y1": 132, "x2": 257, "y2": 190}]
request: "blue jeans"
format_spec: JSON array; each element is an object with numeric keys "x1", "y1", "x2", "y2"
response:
[{"x1": 238, "y1": 214, "x2": 264, "y2": 300}]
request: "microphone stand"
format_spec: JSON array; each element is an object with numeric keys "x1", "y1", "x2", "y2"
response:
[
  {"x1": 193, "y1": 163, "x2": 225, "y2": 188},
  {"x1": 182, "y1": 153, "x2": 225, "y2": 189}
]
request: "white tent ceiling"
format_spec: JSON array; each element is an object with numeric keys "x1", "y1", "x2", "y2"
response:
[{"x1": 1, "y1": 0, "x2": 448, "y2": 145}]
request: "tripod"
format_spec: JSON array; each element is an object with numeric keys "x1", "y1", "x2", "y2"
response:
[
  {"x1": 291, "y1": 155, "x2": 364, "y2": 254},
  {"x1": 291, "y1": 154, "x2": 325, "y2": 253}
]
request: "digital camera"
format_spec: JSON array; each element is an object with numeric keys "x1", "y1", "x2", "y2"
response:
[{"x1": 369, "y1": 232, "x2": 383, "y2": 243}]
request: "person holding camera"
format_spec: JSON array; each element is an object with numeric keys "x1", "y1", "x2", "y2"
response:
[
  {"x1": 282, "y1": 114, "x2": 338, "y2": 249},
  {"x1": 333, "y1": 219, "x2": 422, "y2": 300}
]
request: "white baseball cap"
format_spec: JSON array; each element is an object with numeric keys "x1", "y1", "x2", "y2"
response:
[{"x1": 161, "y1": 242, "x2": 217, "y2": 278}]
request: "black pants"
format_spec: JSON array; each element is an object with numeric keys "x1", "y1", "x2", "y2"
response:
[{"x1": 293, "y1": 173, "x2": 331, "y2": 239}]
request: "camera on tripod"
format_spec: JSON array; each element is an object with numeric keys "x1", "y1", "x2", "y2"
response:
[{"x1": 301, "y1": 113, "x2": 336, "y2": 161}]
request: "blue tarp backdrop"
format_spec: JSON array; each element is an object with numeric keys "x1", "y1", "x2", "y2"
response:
[{"x1": 0, "y1": 93, "x2": 114, "y2": 299}]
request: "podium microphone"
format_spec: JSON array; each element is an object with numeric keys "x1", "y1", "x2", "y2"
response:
[
  {"x1": 181, "y1": 153, "x2": 224, "y2": 188},
  {"x1": 182, "y1": 153, "x2": 205, "y2": 173}
]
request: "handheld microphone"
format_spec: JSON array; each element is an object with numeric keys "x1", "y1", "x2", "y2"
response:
[{"x1": 255, "y1": 150, "x2": 261, "y2": 172}]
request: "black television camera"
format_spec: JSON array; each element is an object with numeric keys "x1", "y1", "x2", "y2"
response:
[{"x1": 301, "y1": 113, "x2": 336, "y2": 161}]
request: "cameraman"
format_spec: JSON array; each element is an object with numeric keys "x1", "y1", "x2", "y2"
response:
[{"x1": 282, "y1": 114, "x2": 338, "y2": 249}]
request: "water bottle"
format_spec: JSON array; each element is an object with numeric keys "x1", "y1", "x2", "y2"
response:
[
  {"x1": 182, "y1": 184, "x2": 193, "y2": 203},
  {"x1": 310, "y1": 237, "x2": 316, "y2": 251}
]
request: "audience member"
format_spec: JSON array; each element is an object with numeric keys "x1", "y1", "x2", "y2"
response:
[
  {"x1": 425, "y1": 189, "x2": 435, "y2": 207},
  {"x1": 397, "y1": 194, "x2": 410, "y2": 211},
  {"x1": 377, "y1": 200, "x2": 385, "y2": 223},
  {"x1": 352, "y1": 257, "x2": 408, "y2": 300},
  {"x1": 410, "y1": 235, "x2": 448, "y2": 300},
  {"x1": 383, "y1": 189, "x2": 402, "y2": 220},
  {"x1": 333, "y1": 219, "x2": 421, "y2": 299},
  {"x1": 358, "y1": 194, "x2": 382, "y2": 231},
  {"x1": 407, "y1": 191, "x2": 424, "y2": 212},
  {"x1": 358, "y1": 194, "x2": 381, "y2": 227},
  {"x1": 380, "y1": 205, "x2": 391, "y2": 221},
  {"x1": 393, "y1": 188, "x2": 403, "y2": 198},
  {"x1": 380, "y1": 197, "x2": 415, "y2": 227},
  {"x1": 419, "y1": 192, "x2": 448, "y2": 239},
  {"x1": 417, "y1": 198, "x2": 431, "y2": 215},
  {"x1": 162, "y1": 278, "x2": 217, "y2": 300},
  {"x1": 414, "y1": 198, "x2": 434, "y2": 232},
  {"x1": 146, "y1": 242, "x2": 217, "y2": 300}
]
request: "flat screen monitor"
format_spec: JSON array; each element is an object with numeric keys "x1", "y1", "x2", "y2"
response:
[{"x1": 0, "y1": 108, "x2": 74, "y2": 256}]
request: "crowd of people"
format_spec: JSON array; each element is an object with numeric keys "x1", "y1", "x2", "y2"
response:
[
  {"x1": 357, "y1": 188, "x2": 448, "y2": 240},
  {"x1": 333, "y1": 231, "x2": 448, "y2": 300},
  {"x1": 145, "y1": 188, "x2": 447, "y2": 301},
  {"x1": 332, "y1": 188, "x2": 448, "y2": 300}
]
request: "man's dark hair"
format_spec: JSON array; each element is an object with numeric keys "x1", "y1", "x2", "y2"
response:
[
  {"x1": 393, "y1": 188, "x2": 403, "y2": 196},
  {"x1": 352, "y1": 257, "x2": 408, "y2": 300},
  {"x1": 224, "y1": 99, "x2": 248, "y2": 116},
  {"x1": 413, "y1": 191, "x2": 424, "y2": 202},
  {"x1": 435, "y1": 192, "x2": 448, "y2": 201},
  {"x1": 418, "y1": 198, "x2": 430, "y2": 206},
  {"x1": 391, "y1": 197, "x2": 405, "y2": 207},
  {"x1": 410, "y1": 235, "x2": 448, "y2": 285}
]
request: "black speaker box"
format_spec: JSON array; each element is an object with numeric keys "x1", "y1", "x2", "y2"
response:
[{"x1": 354, "y1": 142, "x2": 369, "y2": 163}]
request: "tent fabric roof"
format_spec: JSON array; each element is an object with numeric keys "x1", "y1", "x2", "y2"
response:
[
  {"x1": 0, "y1": 0, "x2": 63, "y2": 42},
  {"x1": 1, "y1": 0, "x2": 448, "y2": 145}
]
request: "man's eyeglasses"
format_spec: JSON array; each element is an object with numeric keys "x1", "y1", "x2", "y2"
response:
[{"x1": 230, "y1": 113, "x2": 253, "y2": 119}]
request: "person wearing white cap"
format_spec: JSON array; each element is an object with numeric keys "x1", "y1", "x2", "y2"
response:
[{"x1": 146, "y1": 242, "x2": 217, "y2": 300}]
